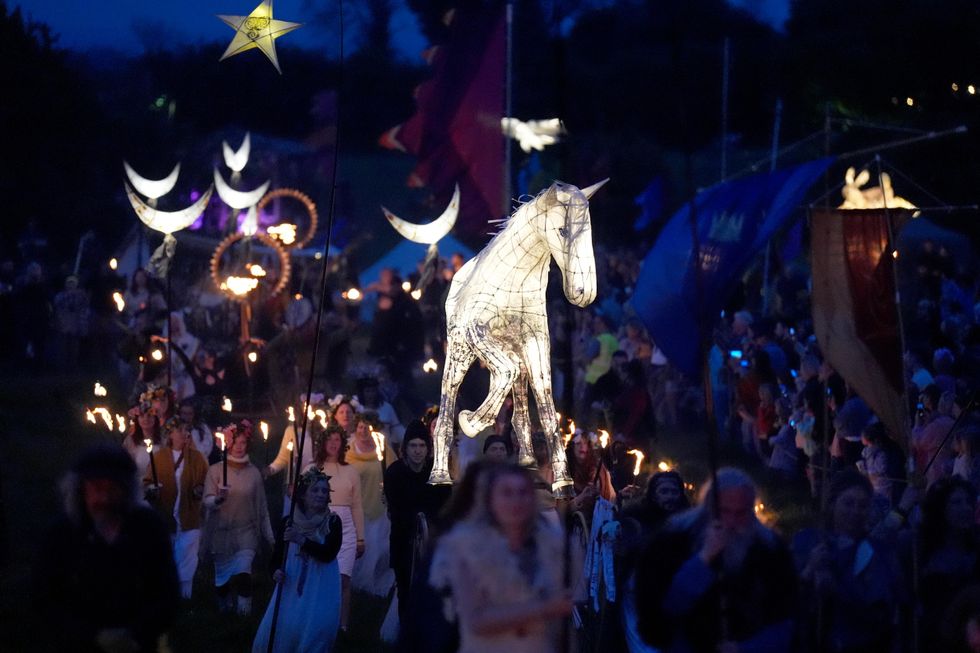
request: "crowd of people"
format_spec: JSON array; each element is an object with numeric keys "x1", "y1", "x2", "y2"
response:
[{"x1": 12, "y1": 213, "x2": 980, "y2": 653}]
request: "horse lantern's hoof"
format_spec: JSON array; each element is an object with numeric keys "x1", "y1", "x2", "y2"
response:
[
  {"x1": 551, "y1": 479, "x2": 576, "y2": 499},
  {"x1": 518, "y1": 454, "x2": 536, "y2": 468},
  {"x1": 428, "y1": 469, "x2": 454, "y2": 486},
  {"x1": 458, "y1": 410, "x2": 482, "y2": 438}
]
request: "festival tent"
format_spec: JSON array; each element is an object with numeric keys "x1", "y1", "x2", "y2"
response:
[{"x1": 630, "y1": 158, "x2": 834, "y2": 378}]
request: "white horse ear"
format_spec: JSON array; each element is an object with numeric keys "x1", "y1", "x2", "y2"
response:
[
  {"x1": 581, "y1": 178, "x2": 609, "y2": 200},
  {"x1": 541, "y1": 184, "x2": 560, "y2": 207}
]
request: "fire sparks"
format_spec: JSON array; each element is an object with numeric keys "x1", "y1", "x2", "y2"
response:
[{"x1": 628, "y1": 449, "x2": 645, "y2": 476}]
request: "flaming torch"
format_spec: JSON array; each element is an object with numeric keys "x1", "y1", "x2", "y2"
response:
[
  {"x1": 627, "y1": 449, "x2": 645, "y2": 477},
  {"x1": 217, "y1": 431, "x2": 228, "y2": 486},
  {"x1": 145, "y1": 438, "x2": 159, "y2": 487},
  {"x1": 371, "y1": 430, "x2": 387, "y2": 476}
]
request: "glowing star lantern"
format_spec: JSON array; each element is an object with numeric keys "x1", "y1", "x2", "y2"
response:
[
  {"x1": 424, "y1": 183, "x2": 608, "y2": 493},
  {"x1": 123, "y1": 161, "x2": 181, "y2": 201},
  {"x1": 422, "y1": 359, "x2": 438, "y2": 373},
  {"x1": 214, "y1": 168, "x2": 271, "y2": 210},
  {"x1": 94, "y1": 382, "x2": 107, "y2": 397},
  {"x1": 222, "y1": 396, "x2": 233, "y2": 412},
  {"x1": 260, "y1": 421, "x2": 269, "y2": 441},
  {"x1": 112, "y1": 292, "x2": 125, "y2": 312},
  {"x1": 500, "y1": 117, "x2": 565, "y2": 153},
  {"x1": 267, "y1": 223, "x2": 297, "y2": 245},
  {"x1": 598, "y1": 429, "x2": 610, "y2": 449},
  {"x1": 628, "y1": 449, "x2": 645, "y2": 477},
  {"x1": 222, "y1": 132, "x2": 251, "y2": 173},
  {"x1": 839, "y1": 167, "x2": 917, "y2": 211},
  {"x1": 217, "y1": 1, "x2": 302, "y2": 75}
]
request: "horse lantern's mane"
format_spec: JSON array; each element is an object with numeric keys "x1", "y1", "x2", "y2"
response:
[{"x1": 486, "y1": 182, "x2": 588, "y2": 238}]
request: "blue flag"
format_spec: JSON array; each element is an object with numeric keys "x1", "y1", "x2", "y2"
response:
[
  {"x1": 631, "y1": 158, "x2": 834, "y2": 378},
  {"x1": 633, "y1": 176, "x2": 665, "y2": 232}
]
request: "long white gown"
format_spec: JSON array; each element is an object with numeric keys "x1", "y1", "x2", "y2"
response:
[{"x1": 253, "y1": 513, "x2": 342, "y2": 653}]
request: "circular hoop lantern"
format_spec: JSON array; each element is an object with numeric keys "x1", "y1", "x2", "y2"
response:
[
  {"x1": 258, "y1": 188, "x2": 318, "y2": 250},
  {"x1": 210, "y1": 231, "x2": 291, "y2": 302}
]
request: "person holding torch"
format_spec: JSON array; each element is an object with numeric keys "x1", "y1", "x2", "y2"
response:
[{"x1": 204, "y1": 420, "x2": 273, "y2": 615}]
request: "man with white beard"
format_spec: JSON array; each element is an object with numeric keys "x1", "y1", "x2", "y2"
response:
[{"x1": 634, "y1": 467, "x2": 797, "y2": 653}]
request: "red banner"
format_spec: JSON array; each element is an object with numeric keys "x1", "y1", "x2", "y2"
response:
[
  {"x1": 379, "y1": 5, "x2": 505, "y2": 239},
  {"x1": 810, "y1": 208, "x2": 912, "y2": 448}
]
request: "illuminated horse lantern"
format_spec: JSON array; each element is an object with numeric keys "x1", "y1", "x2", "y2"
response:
[{"x1": 429, "y1": 180, "x2": 607, "y2": 496}]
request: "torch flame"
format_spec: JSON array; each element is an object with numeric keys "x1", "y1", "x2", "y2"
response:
[
  {"x1": 150, "y1": 349, "x2": 164, "y2": 361},
  {"x1": 90, "y1": 407, "x2": 113, "y2": 430},
  {"x1": 85, "y1": 409, "x2": 96, "y2": 424},
  {"x1": 371, "y1": 431, "x2": 386, "y2": 462},
  {"x1": 260, "y1": 421, "x2": 269, "y2": 441},
  {"x1": 344, "y1": 287, "x2": 362, "y2": 302},
  {"x1": 267, "y1": 223, "x2": 297, "y2": 245},
  {"x1": 144, "y1": 438, "x2": 153, "y2": 454},
  {"x1": 401, "y1": 281, "x2": 411, "y2": 292},
  {"x1": 628, "y1": 449, "x2": 645, "y2": 476},
  {"x1": 314, "y1": 409, "x2": 327, "y2": 429},
  {"x1": 94, "y1": 382, "x2": 107, "y2": 397},
  {"x1": 216, "y1": 432, "x2": 226, "y2": 451},
  {"x1": 112, "y1": 291, "x2": 125, "y2": 312},
  {"x1": 658, "y1": 461, "x2": 671, "y2": 472},
  {"x1": 247, "y1": 351, "x2": 258, "y2": 363},
  {"x1": 116, "y1": 414, "x2": 127, "y2": 433},
  {"x1": 287, "y1": 406, "x2": 296, "y2": 422},
  {"x1": 249, "y1": 264, "x2": 267, "y2": 277},
  {"x1": 109, "y1": 258, "x2": 118, "y2": 270},
  {"x1": 422, "y1": 358, "x2": 438, "y2": 373},
  {"x1": 225, "y1": 276, "x2": 259, "y2": 296},
  {"x1": 286, "y1": 440, "x2": 294, "y2": 452},
  {"x1": 598, "y1": 429, "x2": 610, "y2": 449},
  {"x1": 410, "y1": 289, "x2": 422, "y2": 300},
  {"x1": 222, "y1": 397, "x2": 232, "y2": 412}
]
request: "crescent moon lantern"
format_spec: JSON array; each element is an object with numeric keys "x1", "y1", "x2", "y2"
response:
[
  {"x1": 381, "y1": 184, "x2": 460, "y2": 245},
  {"x1": 222, "y1": 132, "x2": 251, "y2": 172},
  {"x1": 123, "y1": 161, "x2": 181, "y2": 200},
  {"x1": 126, "y1": 183, "x2": 214, "y2": 234},
  {"x1": 213, "y1": 168, "x2": 271, "y2": 210}
]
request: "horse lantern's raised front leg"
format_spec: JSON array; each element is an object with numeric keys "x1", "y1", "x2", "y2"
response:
[
  {"x1": 457, "y1": 325, "x2": 521, "y2": 438},
  {"x1": 429, "y1": 333, "x2": 474, "y2": 485}
]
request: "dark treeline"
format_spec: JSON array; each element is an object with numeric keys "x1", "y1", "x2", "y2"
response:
[{"x1": 2, "y1": 0, "x2": 978, "y2": 257}]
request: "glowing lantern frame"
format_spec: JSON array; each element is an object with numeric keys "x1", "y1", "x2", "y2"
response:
[
  {"x1": 257, "y1": 188, "x2": 318, "y2": 249},
  {"x1": 210, "y1": 231, "x2": 291, "y2": 302}
]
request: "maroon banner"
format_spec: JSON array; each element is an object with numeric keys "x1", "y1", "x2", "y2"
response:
[
  {"x1": 379, "y1": 4, "x2": 505, "y2": 238},
  {"x1": 811, "y1": 208, "x2": 912, "y2": 447}
]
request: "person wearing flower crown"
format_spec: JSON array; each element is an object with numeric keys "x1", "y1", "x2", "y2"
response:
[
  {"x1": 252, "y1": 468, "x2": 343, "y2": 652},
  {"x1": 203, "y1": 420, "x2": 274, "y2": 615},
  {"x1": 122, "y1": 396, "x2": 163, "y2": 484},
  {"x1": 312, "y1": 423, "x2": 364, "y2": 634},
  {"x1": 566, "y1": 430, "x2": 616, "y2": 516},
  {"x1": 347, "y1": 412, "x2": 397, "y2": 598},
  {"x1": 266, "y1": 393, "x2": 328, "y2": 515},
  {"x1": 145, "y1": 416, "x2": 209, "y2": 599},
  {"x1": 330, "y1": 394, "x2": 362, "y2": 440}
]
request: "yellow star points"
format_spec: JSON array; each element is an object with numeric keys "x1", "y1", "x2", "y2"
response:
[{"x1": 217, "y1": 1, "x2": 302, "y2": 74}]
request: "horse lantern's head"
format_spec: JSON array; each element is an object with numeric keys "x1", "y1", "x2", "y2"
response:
[{"x1": 538, "y1": 179, "x2": 606, "y2": 308}]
